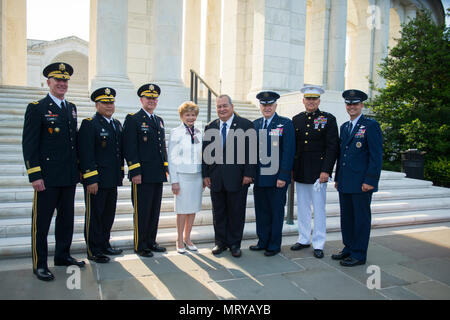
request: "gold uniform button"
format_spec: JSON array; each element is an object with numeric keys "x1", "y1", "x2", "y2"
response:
[
  {"x1": 304, "y1": 141, "x2": 308, "y2": 144},
  {"x1": 307, "y1": 124, "x2": 310, "y2": 127},
  {"x1": 308, "y1": 117, "x2": 311, "y2": 120},
  {"x1": 305, "y1": 132, "x2": 309, "y2": 136}
]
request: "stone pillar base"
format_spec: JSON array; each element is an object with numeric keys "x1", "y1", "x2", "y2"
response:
[
  {"x1": 154, "y1": 80, "x2": 189, "y2": 114},
  {"x1": 91, "y1": 75, "x2": 138, "y2": 108}
]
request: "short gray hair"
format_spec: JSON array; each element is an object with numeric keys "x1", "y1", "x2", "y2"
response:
[{"x1": 217, "y1": 94, "x2": 233, "y2": 106}]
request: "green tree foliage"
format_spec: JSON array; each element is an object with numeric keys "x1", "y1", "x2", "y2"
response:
[{"x1": 367, "y1": 9, "x2": 450, "y2": 186}]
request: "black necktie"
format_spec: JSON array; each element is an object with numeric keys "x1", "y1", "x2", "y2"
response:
[
  {"x1": 109, "y1": 120, "x2": 116, "y2": 132},
  {"x1": 348, "y1": 122, "x2": 353, "y2": 134},
  {"x1": 151, "y1": 115, "x2": 157, "y2": 127},
  {"x1": 263, "y1": 119, "x2": 268, "y2": 129}
]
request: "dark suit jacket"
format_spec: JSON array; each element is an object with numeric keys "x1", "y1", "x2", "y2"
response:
[
  {"x1": 22, "y1": 94, "x2": 79, "y2": 187},
  {"x1": 202, "y1": 114, "x2": 257, "y2": 192},
  {"x1": 123, "y1": 109, "x2": 168, "y2": 183},
  {"x1": 253, "y1": 113, "x2": 296, "y2": 187},
  {"x1": 335, "y1": 115, "x2": 383, "y2": 193},
  {"x1": 78, "y1": 113, "x2": 124, "y2": 188},
  {"x1": 292, "y1": 109, "x2": 339, "y2": 184}
]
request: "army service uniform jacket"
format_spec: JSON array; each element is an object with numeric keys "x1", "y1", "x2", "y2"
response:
[
  {"x1": 292, "y1": 109, "x2": 339, "y2": 184},
  {"x1": 77, "y1": 113, "x2": 124, "y2": 188},
  {"x1": 123, "y1": 109, "x2": 168, "y2": 183},
  {"x1": 22, "y1": 94, "x2": 79, "y2": 186}
]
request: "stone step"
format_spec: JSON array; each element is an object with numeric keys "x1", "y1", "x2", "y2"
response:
[
  {"x1": 0, "y1": 136, "x2": 21, "y2": 144},
  {"x1": 2, "y1": 195, "x2": 450, "y2": 238},
  {"x1": 0, "y1": 85, "x2": 89, "y2": 96},
  {"x1": 0, "y1": 179, "x2": 446, "y2": 210},
  {"x1": 2, "y1": 188, "x2": 450, "y2": 222},
  {"x1": 1, "y1": 208, "x2": 449, "y2": 258},
  {"x1": 0, "y1": 172, "x2": 427, "y2": 191}
]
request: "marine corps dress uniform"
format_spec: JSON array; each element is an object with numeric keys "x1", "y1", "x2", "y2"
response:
[
  {"x1": 291, "y1": 86, "x2": 339, "y2": 258},
  {"x1": 78, "y1": 87, "x2": 124, "y2": 264},
  {"x1": 123, "y1": 84, "x2": 168, "y2": 257},
  {"x1": 22, "y1": 62, "x2": 84, "y2": 281}
]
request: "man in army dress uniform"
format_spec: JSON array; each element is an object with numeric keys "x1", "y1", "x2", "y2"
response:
[
  {"x1": 123, "y1": 84, "x2": 168, "y2": 257},
  {"x1": 332, "y1": 89, "x2": 383, "y2": 267},
  {"x1": 22, "y1": 62, "x2": 85, "y2": 281},
  {"x1": 78, "y1": 87, "x2": 124, "y2": 264},
  {"x1": 250, "y1": 91, "x2": 295, "y2": 257},
  {"x1": 291, "y1": 85, "x2": 339, "y2": 259}
]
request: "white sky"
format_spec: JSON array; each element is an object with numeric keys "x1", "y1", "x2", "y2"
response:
[{"x1": 27, "y1": 0, "x2": 90, "y2": 41}]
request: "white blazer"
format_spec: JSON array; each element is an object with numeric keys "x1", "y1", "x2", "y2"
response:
[{"x1": 168, "y1": 123, "x2": 203, "y2": 184}]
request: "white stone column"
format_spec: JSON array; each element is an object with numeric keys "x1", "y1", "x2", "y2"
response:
[
  {"x1": 370, "y1": 0, "x2": 390, "y2": 94},
  {"x1": 248, "y1": 0, "x2": 307, "y2": 102},
  {"x1": 150, "y1": 0, "x2": 188, "y2": 110},
  {"x1": 0, "y1": 0, "x2": 27, "y2": 86},
  {"x1": 405, "y1": 5, "x2": 416, "y2": 22},
  {"x1": 183, "y1": 0, "x2": 202, "y2": 87},
  {"x1": 90, "y1": 0, "x2": 137, "y2": 107},
  {"x1": 204, "y1": 0, "x2": 222, "y2": 93},
  {"x1": 326, "y1": 0, "x2": 347, "y2": 91}
]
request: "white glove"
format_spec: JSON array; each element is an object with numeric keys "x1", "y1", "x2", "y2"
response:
[{"x1": 313, "y1": 177, "x2": 333, "y2": 192}]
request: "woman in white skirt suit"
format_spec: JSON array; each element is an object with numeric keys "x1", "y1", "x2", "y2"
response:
[{"x1": 168, "y1": 101, "x2": 204, "y2": 253}]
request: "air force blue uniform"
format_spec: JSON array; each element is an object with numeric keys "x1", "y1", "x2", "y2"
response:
[
  {"x1": 253, "y1": 109, "x2": 295, "y2": 253},
  {"x1": 335, "y1": 91, "x2": 383, "y2": 263}
]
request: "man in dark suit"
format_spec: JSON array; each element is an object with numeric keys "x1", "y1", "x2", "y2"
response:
[
  {"x1": 249, "y1": 91, "x2": 295, "y2": 256},
  {"x1": 123, "y1": 84, "x2": 168, "y2": 257},
  {"x1": 332, "y1": 89, "x2": 383, "y2": 267},
  {"x1": 290, "y1": 86, "x2": 339, "y2": 259},
  {"x1": 202, "y1": 94, "x2": 256, "y2": 257},
  {"x1": 78, "y1": 87, "x2": 124, "y2": 264},
  {"x1": 22, "y1": 62, "x2": 85, "y2": 282}
]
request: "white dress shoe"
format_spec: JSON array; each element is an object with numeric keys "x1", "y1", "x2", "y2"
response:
[
  {"x1": 177, "y1": 246, "x2": 186, "y2": 254},
  {"x1": 184, "y1": 241, "x2": 198, "y2": 251}
]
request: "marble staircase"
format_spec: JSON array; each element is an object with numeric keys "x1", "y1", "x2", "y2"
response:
[{"x1": 0, "y1": 85, "x2": 449, "y2": 258}]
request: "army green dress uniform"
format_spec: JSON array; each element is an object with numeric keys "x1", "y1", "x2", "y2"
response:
[
  {"x1": 22, "y1": 63, "x2": 83, "y2": 279},
  {"x1": 78, "y1": 88, "x2": 124, "y2": 263},
  {"x1": 123, "y1": 84, "x2": 168, "y2": 256}
]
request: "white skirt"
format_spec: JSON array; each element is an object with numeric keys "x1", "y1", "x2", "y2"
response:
[{"x1": 174, "y1": 172, "x2": 203, "y2": 214}]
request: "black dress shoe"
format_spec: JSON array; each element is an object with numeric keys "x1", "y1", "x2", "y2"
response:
[
  {"x1": 149, "y1": 244, "x2": 166, "y2": 253},
  {"x1": 264, "y1": 250, "x2": 280, "y2": 257},
  {"x1": 340, "y1": 257, "x2": 366, "y2": 267},
  {"x1": 249, "y1": 245, "x2": 265, "y2": 251},
  {"x1": 331, "y1": 251, "x2": 351, "y2": 260},
  {"x1": 230, "y1": 246, "x2": 242, "y2": 258},
  {"x1": 103, "y1": 247, "x2": 123, "y2": 256},
  {"x1": 313, "y1": 249, "x2": 324, "y2": 259},
  {"x1": 290, "y1": 243, "x2": 311, "y2": 251},
  {"x1": 33, "y1": 268, "x2": 54, "y2": 281},
  {"x1": 135, "y1": 250, "x2": 153, "y2": 257},
  {"x1": 54, "y1": 256, "x2": 86, "y2": 268},
  {"x1": 88, "y1": 254, "x2": 110, "y2": 264},
  {"x1": 212, "y1": 245, "x2": 227, "y2": 255}
]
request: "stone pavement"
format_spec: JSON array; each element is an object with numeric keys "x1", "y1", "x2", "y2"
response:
[{"x1": 0, "y1": 223, "x2": 449, "y2": 301}]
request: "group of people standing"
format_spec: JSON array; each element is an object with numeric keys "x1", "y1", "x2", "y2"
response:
[{"x1": 22, "y1": 62, "x2": 383, "y2": 283}]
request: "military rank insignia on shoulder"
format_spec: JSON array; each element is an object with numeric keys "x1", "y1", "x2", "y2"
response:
[
  {"x1": 85, "y1": 117, "x2": 93, "y2": 121},
  {"x1": 31, "y1": 101, "x2": 39, "y2": 105}
]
